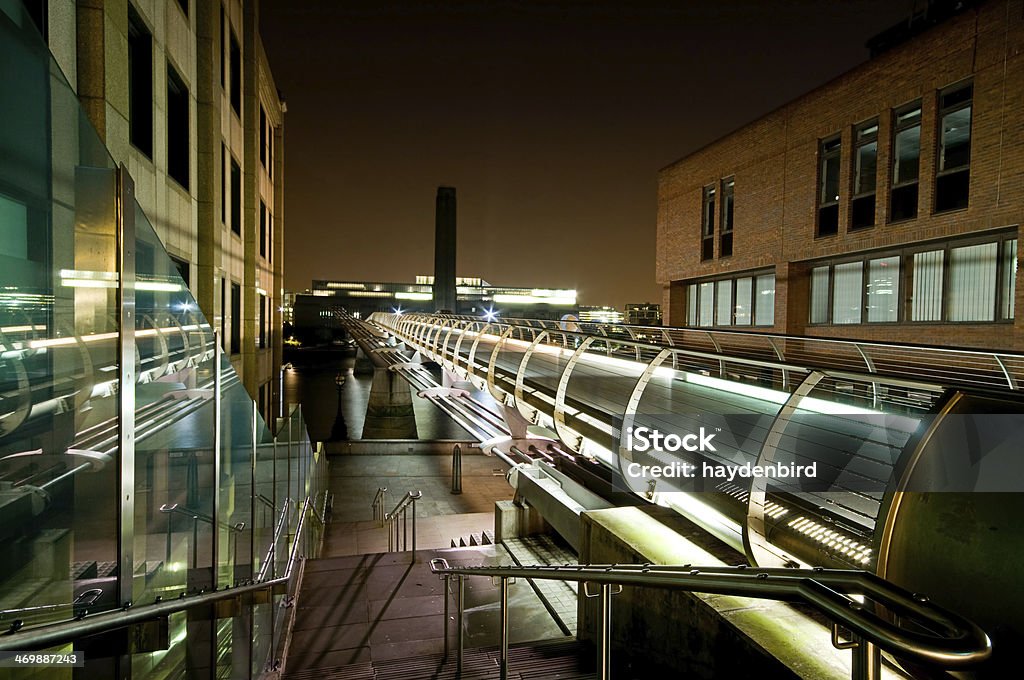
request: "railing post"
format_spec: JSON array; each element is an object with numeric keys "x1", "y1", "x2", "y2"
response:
[
  {"x1": 500, "y1": 576, "x2": 509, "y2": 680},
  {"x1": 442, "y1": 575, "x2": 450, "y2": 660},
  {"x1": 457, "y1": 575, "x2": 465, "y2": 675},
  {"x1": 403, "y1": 507, "x2": 408, "y2": 550},
  {"x1": 387, "y1": 515, "x2": 393, "y2": 552},
  {"x1": 116, "y1": 163, "x2": 136, "y2": 610},
  {"x1": 851, "y1": 637, "x2": 881, "y2": 680},
  {"x1": 192, "y1": 516, "x2": 199, "y2": 572},
  {"x1": 411, "y1": 496, "x2": 417, "y2": 561},
  {"x1": 451, "y1": 444, "x2": 462, "y2": 494},
  {"x1": 599, "y1": 583, "x2": 612, "y2": 680}
]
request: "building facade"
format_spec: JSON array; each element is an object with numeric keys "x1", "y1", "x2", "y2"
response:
[
  {"x1": 18, "y1": 0, "x2": 285, "y2": 422},
  {"x1": 657, "y1": 0, "x2": 1023, "y2": 351},
  {"x1": 624, "y1": 303, "x2": 662, "y2": 326}
]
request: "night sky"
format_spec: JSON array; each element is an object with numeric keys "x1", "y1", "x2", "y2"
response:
[{"x1": 260, "y1": 1, "x2": 913, "y2": 310}]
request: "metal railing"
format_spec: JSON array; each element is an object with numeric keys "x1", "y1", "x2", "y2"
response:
[
  {"x1": 159, "y1": 503, "x2": 246, "y2": 572},
  {"x1": 385, "y1": 491, "x2": 422, "y2": 555},
  {"x1": 0, "y1": 496, "x2": 316, "y2": 652},
  {"x1": 372, "y1": 487, "x2": 388, "y2": 525},
  {"x1": 429, "y1": 559, "x2": 991, "y2": 680}
]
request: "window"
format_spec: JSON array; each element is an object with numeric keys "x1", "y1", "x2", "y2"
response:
[
  {"x1": 219, "y1": 5, "x2": 225, "y2": 87},
  {"x1": 220, "y1": 143, "x2": 226, "y2": 223},
  {"x1": 260, "y1": 105, "x2": 267, "y2": 167},
  {"x1": 220, "y1": 279, "x2": 226, "y2": 347},
  {"x1": 817, "y1": 136, "x2": 841, "y2": 236},
  {"x1": 810, "y1": 266, "x2": 830, "y2": 324},
  {"x1": 175, "y1": 0, "x2": 188, "y2": 17},
  {"x1": 851, "y1": 121, "x2": 877, "y2": 230},
  {"x1": 22, "y1": 0, "x2": 47, "y2": 41},
  {"x1": 258, "y1": 293, "x2": 266, "y2": 348},
  {"x1": 720, "y1": 178, "x2": 734, "y2": 257},
  {"x1": 230, "y1": 155, "x2": 241, "y2": 235},
  {"x1": 809, "y1": 235, "x2": 1015, "y2": 325},
  {"x1": 890, "y1": 103, "x2": 921, "y2": 221},
  {"x1": 166, "y1": 63, "x2": 189, "y2": 189},
  {"x1": 701, "y1": 185, "x2": 715, "y2": 261},
  {"x1": 684, "y1": 271, "x2": 775, "y2": 328},
  {"x1": 866, "y1": 256, "x2": 899, "y2": 322},
  {"x1": 128, "y1": 6, "x2": 153, "y2": 158},
  {"x1": 230, "y1": 31, "x2": 241, "y2": 116},
  {"x1": 260, "y1": 200, "x2": 267, "y2": 257},
  {"x1": 935, "y1": 82, "x2": 972, "y2": 213},
  {"x1": 230, "y1": 282, "x2": 241, "y2": 354},
  {"x1": 170, "y1": 255, "x2": 190, "y2": 288},
  {"x1": 268, "y1": 213, "x2": 273, "y2": 263}
]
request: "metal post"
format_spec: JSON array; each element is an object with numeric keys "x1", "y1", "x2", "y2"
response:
[
  {"x1": 165, "y1": 521, "x2": 172, "y2": 563},
  {"x1": 403, "y1": 507, "x2": 408, "y2": 550},
  {"x1": 451, "y1": 444, "x2": 462, "y2": 494},
  {"x1": 192, "y1": 517, "x2": 199, "y2": 572},
  {"x1": 387, "y1": 516, "x2": 393, "y2": 552},
  {"x1": 411, "y1": 497, "x2": 417, "y2": 561},
  {"x1": 851, "y1": 638, "x2": 881, "y2": 680},
  {"x1": 457, "y1": 575, "x2": 465, "y2": 675},
  {"x1": 442, "y1": 575, "x2": 450, "y2": 660},
  {"x1": 116, "y1": 164, "x2": 136, "y2": 609},
  {"x1": 599, "y1": 584, "x2": 612, "y2": 680},
  {"x1": 212, "y1": 330, "x2": 222, "y2": 587},
  {"x1": 500, "y1": 577, "x2": 509, "y2": 680}
]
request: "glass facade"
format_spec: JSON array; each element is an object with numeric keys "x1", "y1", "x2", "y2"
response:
[{"x1": 0, "y1": 7, "x2": 323, "y2": 677}]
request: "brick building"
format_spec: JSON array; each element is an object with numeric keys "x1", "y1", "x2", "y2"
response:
[{"x1": 657, "y1": 0, "x2": 1023, "y2": 351}]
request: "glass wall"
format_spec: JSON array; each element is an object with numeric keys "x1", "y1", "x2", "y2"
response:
[{"x1": 0, "y1": 6, "x2": 323, "y2": 678}]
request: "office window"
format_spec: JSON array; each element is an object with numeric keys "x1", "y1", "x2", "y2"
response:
[
  {"x1": 169, "y1": 255, "x2": 190, "y2": 289},
  {"x1": 219, "y1": 5, "x2": 225, "y2": 87},
  {"x1": 685, "y1": 272, "x2": 774, "y2": 328},
  {"x1": 698, "y1": 282, "x2": 714, "y2": 326},
  {"x1": 734, "y1": 277, "x2": 752, "y2": 326},
  {"x1": 701, "y1": 185, "x2": 715, "y2": 261},
  {"x1": 220, "y1": 279, "x2": 226, "y2": 347},
  {"x1": 260, "y1": 105, "x2": 267, "y2": 167},
  {"x1": 720, "y1": 178, "x2": 734, "y2": 257},
  {"x1": 230, "y1": 31, "x2": 241, "y2": 116},
  {"x1": 22, "y1": 0, "x2": 47, "y2": 41},
  {"x1": 230, "y1": 155, "x2": 241, "y2": 235},
  {"x1": 268, "y1": 127, "x2": 274, "y2": 179},
  {"x1": 832, "y1": 262, "x2": 863, "y2": 324},
  {"x1": 866, "y1": 256, "x2": 899, "y2": 322},
  {"x1": 935, "y1": 82, "x2": 972, "y2": 213},
  {"x1": 715, "y1": 279, "x2": 732, "y2": 325},
  {"x1": 948, "y1": 242, "x2": 997, "y2": 322},
  {"x1": 268, "y1": 213, "x2": 273, "y2": 263},
  {"x1": 851, "y1": 121, "x2": 877, "y2": 230},
  {"x1": 810, "y1": 266, "x2": 830, "y2": 324},
  {"x1": 911, "y1": 250, "x2": 944, "y2": 321},
  {"x1": 890, "y1": 103, "x2": 921, "y2": 222},
  {"x1": 128, "y1": 6, "x2": 153, "y2": 158},
  {"x1": 817, "y1": 136, "x2": 841, "y2": 236},
  {"x1": 1001, "y1": 240, "x2": 1017, "y2": 321},
  {"x1": 220, "y1": 143, "x2": 226, "y2": 223},
  {"x1": 175, "y1": 0, "x2": 188, "y2": 16},
  {"x1": 166, "y1": 63, "x2": 189, "y2": 189},
  {"x1": 260, "y1": 200, "x2": 267, "y2": 257},
  {"x1": 754, "y1": 274, "x2": 775, "y2": 326},
  {"x1": 230, "y1": 282, "x2": 241, "y2": 354},
  {"x1": 258, "y1": 293, "x2": 266, "y2": 348},
  {"x1": 687, "y1": 284, "x2": 698, "y2": 327}
]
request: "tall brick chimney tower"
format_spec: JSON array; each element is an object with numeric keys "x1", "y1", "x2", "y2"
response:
[{"x1": 434, "y1": 186, "x2": 457, "y2": 312}]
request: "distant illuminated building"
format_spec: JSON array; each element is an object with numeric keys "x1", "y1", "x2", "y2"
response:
[
  {"x1": 578, "y1": 305, "x2": 624, "y2": 324},
  {"x1": 625, "y1": 303, "x2": 662, "y2": 326},
  {"x1": 294, "y1": 277, "x2": 578, "y2": 333}
]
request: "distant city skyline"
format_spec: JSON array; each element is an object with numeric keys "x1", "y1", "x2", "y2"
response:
[{"x1": 261, "y1": 1, "x2": 913, "y2": 309}]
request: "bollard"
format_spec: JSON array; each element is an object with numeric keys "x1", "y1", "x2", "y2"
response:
[{"x1": 451, "y1": 444, "x2": 463, "y2": 494}]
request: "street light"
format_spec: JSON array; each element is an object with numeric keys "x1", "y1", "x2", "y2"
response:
[{"x1": 330, "y1": 371, "x2": 349, "y2": 441}]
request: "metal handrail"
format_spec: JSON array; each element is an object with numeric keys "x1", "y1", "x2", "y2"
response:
[
  {"x1": 384, "y1": 490, "x2": 422, "y2": 555},
  {"x1": 159, "y1": 502, "x2": 246, "y2": 534},
  {"x1": 371, "y1": 487, "x2": 387, "y2": 526},
  {"x1": 429, "y1": 559, "x2": 991, "y2": 680},
  {"x1": 0, "y1": 588, "x2": 104, "y2": 622},
  {"x1": 256, "y1": 498, "x2": 293, "y2": 583},
  {"x1": 0, "y1": 497, "x2": 315, "y2": 652},
  {"x1": 159, "y1": 502, "x2": 246, "y2": 571}
]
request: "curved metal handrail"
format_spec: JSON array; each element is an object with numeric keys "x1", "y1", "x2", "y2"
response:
[
  {"x1": 428, "y1": 559, "x2": 991, "y2": 673},
  {"x1": 384, "y1": 490, "x2": 422, "y2": 554},
  {"x1": 0, "y1": 497, "x2": 314, "y2": 652}
]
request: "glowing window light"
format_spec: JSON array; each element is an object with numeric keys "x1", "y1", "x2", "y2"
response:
[{"x1": 395, "y1": 292, "x2": 433, "y2": 301}]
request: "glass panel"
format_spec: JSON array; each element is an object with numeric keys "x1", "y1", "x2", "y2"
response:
[
  {"x1": 0, "y1": 3, "x2": 121, "y2": 630},
  {"x1": 832, "y1": 262, "x2": 863, "y2": 324},
  {"x1": 734, "y1": 277, "x2": 752, "y2": 326},
  {"x1": 948, "y1": 242, "x2": 996, "y2": 322},
  {"x1": 912, "y1": 250, "x2": 944, "y2": 321},
  {"x1": 867, "y1": 256, "x2": 900, "y2": 322},
  {"x1": 1002, "y1": 239, "x2": 1017, "y2": 321},
  {"x1": 715, "y1": 280, "x2": 732, "y2": 326},
  {"x1": 686, "y1": 283, "x2": 698, "y2": 327},
  {"x1": 754, "y1": 274, "x2": 775, "y2": 326},
  {"x1": 940, "y1": 106, "x2": 972, "y2": 172},
  {"x1": 810, "y1": 266, "x2": 830, "y2": 324},
  {"x1": 698, "y1": 282, "x2": 714, "y2": 327},
  {"x1": 893, "y1": 126, "x2": 920, "y2": 185},
  {"x1": 855, "y1": 141, "x2": 877, "y2": 195}
]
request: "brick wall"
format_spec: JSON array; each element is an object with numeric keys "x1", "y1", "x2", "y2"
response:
[{"x1": 657, "y1": 0, "x2": 1024, "y2": 351}]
